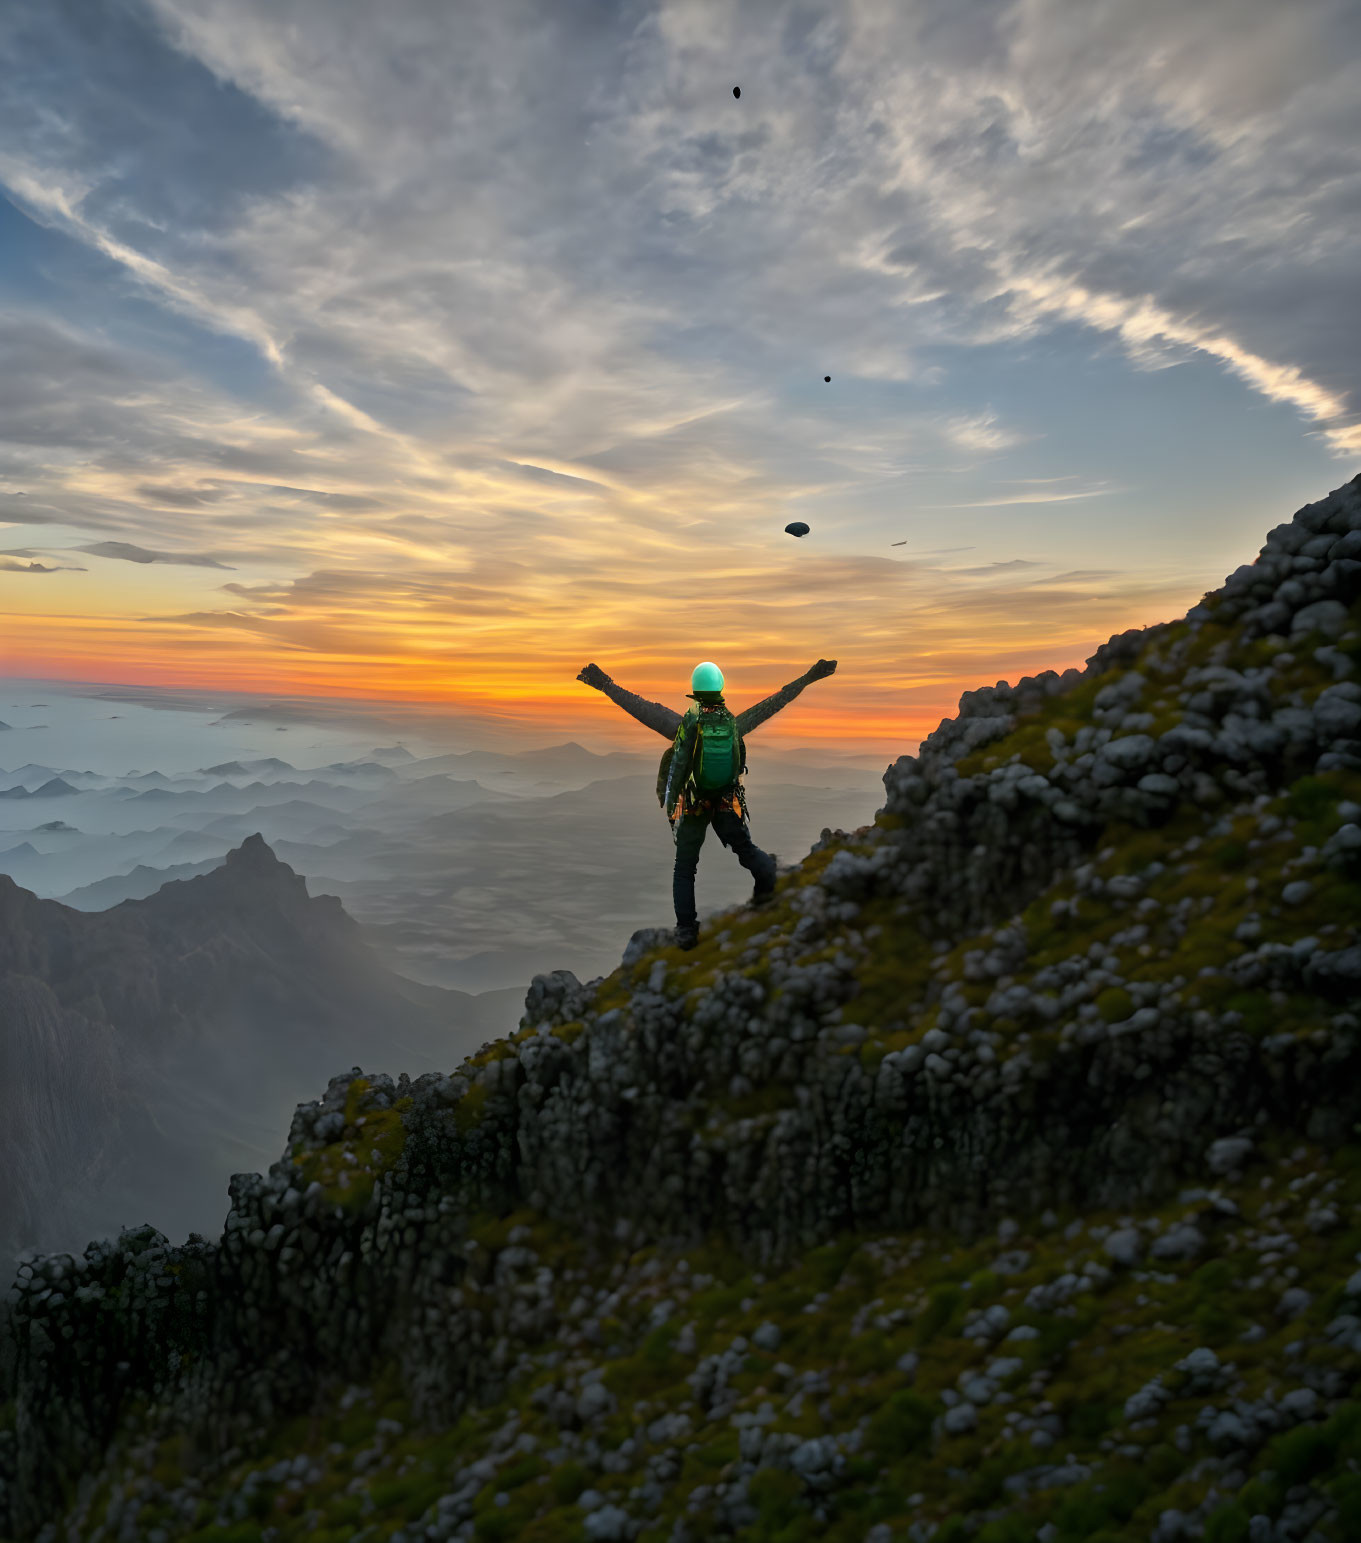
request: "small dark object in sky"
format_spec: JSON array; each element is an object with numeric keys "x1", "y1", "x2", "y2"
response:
[
  {"x1": 733, "y1": 86, "x2": 740, "y2": 98},
  {"x1": 785, "y1": 521, "x2": 810, "y2": 538},
  {"x1": 891, "y1": 540, "x2": 907, "y2": 546},
  {"x1": 824, "y1": 375, "x2": 831, "y2": 382}
]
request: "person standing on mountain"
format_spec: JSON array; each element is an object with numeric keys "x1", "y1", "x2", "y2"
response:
[{"x1": 576, "y1": 657, "x2": 838, "y2": 949}]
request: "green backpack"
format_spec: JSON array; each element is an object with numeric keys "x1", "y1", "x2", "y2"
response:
[{"x1": 692, "y1": 703, "x2": 741, "y2": 792}]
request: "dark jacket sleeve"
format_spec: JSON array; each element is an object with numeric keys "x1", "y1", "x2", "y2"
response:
[
  {"x1": 590, "y1": 673, "x2": 682, "y2": 739},
  {"x1": 736, "y1": 667, "x2": 820, "y2": 736},
  {"x1": 663, "y1": 712, "x2": 698, "y2": 815}
]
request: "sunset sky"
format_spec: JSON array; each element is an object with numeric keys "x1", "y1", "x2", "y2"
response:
[{"x1": 2, "y1": 0, "x2": 1358, "y2": 757}]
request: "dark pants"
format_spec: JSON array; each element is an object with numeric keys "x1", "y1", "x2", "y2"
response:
[{"x1": 672, "y1": 806, "x2": 771, "y2": 928}]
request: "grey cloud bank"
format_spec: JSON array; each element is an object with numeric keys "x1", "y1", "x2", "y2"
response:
[{"x1": 79, "y1": 540, "x2": 233, "y2": 568}]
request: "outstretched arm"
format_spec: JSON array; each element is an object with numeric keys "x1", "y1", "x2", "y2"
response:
[
  {"x1": 576, "y1": 662, "x2": 682, "y2": 739},
  {"x1": 736, "y1": 659, "x2": 838, "y2": 736}
]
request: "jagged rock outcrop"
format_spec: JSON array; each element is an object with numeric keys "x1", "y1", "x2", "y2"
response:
[
  {"x1": 869, "y1": 474, "x2": 1361, "y2": 940},
  {"x1": 2, "y1": 476, "x2": 1359, "y2": 1542}
]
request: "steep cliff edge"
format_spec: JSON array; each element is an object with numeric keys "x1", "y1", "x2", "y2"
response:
[{"x1": 2, "y1": 476, "x2": 1361, "y2": 1542}]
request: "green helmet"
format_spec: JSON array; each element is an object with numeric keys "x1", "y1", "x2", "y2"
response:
[{"x1": 691, "y1": 660, "x2": 725, "y2": 695}]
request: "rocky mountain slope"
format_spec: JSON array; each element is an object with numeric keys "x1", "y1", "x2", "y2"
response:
[
  {"x1": 2, "y1": 475, "x2": 1360, "y2": 1543},
  {"x1": 0, "y1": 836, "x2": 520, "y2": 1265}
]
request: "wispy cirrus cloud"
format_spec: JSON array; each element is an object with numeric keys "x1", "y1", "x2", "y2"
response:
[
  {"x1": 927, "y1": 487, "x2": 1122, "y2": 509},
  {"x1": 944, "y1": 558, "x2": 1044, "y2": 577},
  {"x1": 941, "y1": 410, "x2": 1031, "y2": 454}
]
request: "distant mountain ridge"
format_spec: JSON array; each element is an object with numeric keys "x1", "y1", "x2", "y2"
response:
[
  {"x1": 0, "y1": 835, "x2": 519, "y2": 1265},
  {"x1": 199, "y1": 756, "x2": 295, "y2": 776},
  {"x1": 56, "y1": 858, "x2": 223, "y2": 909},
  {"x1": 0, "y1": 777, "x2": 78, "y2": 799}
]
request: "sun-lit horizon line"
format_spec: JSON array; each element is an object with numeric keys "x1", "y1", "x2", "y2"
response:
[
  {"x1": 0, "y1": 647, "x2": 1100, "y2": 763},
  {"x1": 1, "y1": 663, "x2": 945, "y2": 722}
]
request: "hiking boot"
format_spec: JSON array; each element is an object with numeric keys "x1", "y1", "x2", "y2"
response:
[
  {"x1": 676, "y1": 921, "x2": 700, "y2": 950},
  {"x1": 751, "y1": 851, "x2": 779, "y2": 907}
]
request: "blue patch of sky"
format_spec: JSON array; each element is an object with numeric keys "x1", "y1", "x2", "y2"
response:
[
  {"x1": 2, "y1": 0, "x2": 333, "y2": 238},
  {"x1": 786, "y1": 321, "x2": 1342, "y2": 573},
  {"x1": 1122, "y1": 114, "x2": 1220, "y2": 177},
  {"x1": 0, "y1": 0, "x2": 334, "y2": 408},
  {"x1": 0, "y1": 195, "x2": 295, "y2": 413},
  {"x1": 0, "y1": 194, "x2": 86, "y2": 305}
]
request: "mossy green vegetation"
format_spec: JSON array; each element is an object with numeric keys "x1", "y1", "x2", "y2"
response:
[
  {"x1": 290, "y1": 1078, "x2": 413, "y2": 1211},
  {"x1": 454, "y1": 1079, "x2": 491, "y2": 1134},
  {"x1": 89, "y1": 1136, "x2": 1361, "y2": 1541}
]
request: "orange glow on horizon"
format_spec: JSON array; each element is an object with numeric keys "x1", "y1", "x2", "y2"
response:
[
  {"x1": 3, "y1": 541, "x2": 1199, "y2": 760},
  {"x1": 5, "y1": 621, "x2": 1102, "y2": 760}
]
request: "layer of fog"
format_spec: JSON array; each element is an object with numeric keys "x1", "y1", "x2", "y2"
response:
[{"x1": 1, "y1": 681, "x2": 887, "y2": 1004}]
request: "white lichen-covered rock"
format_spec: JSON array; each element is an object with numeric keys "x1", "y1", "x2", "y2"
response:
[
  {"x1": 1205, "y1": 1136, "x2": 1253, "y2": 1176},
  {"x1": 1173, "y1": 1348, "x2": 1228, "y2": 1395},
  {"x1": 1124, "y1": 1377, "x2": 1170, "y2": 1422},
  {"x1": 1103, "y1": 1227, "x2": 1144, "y2": 1267},
  {"x1": 583, "y1": 1502, "x2": 635, "y2": 1540},
  {"x1": 1150, "y1": 1223, "x2": 1206, "y2": 1262}
]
